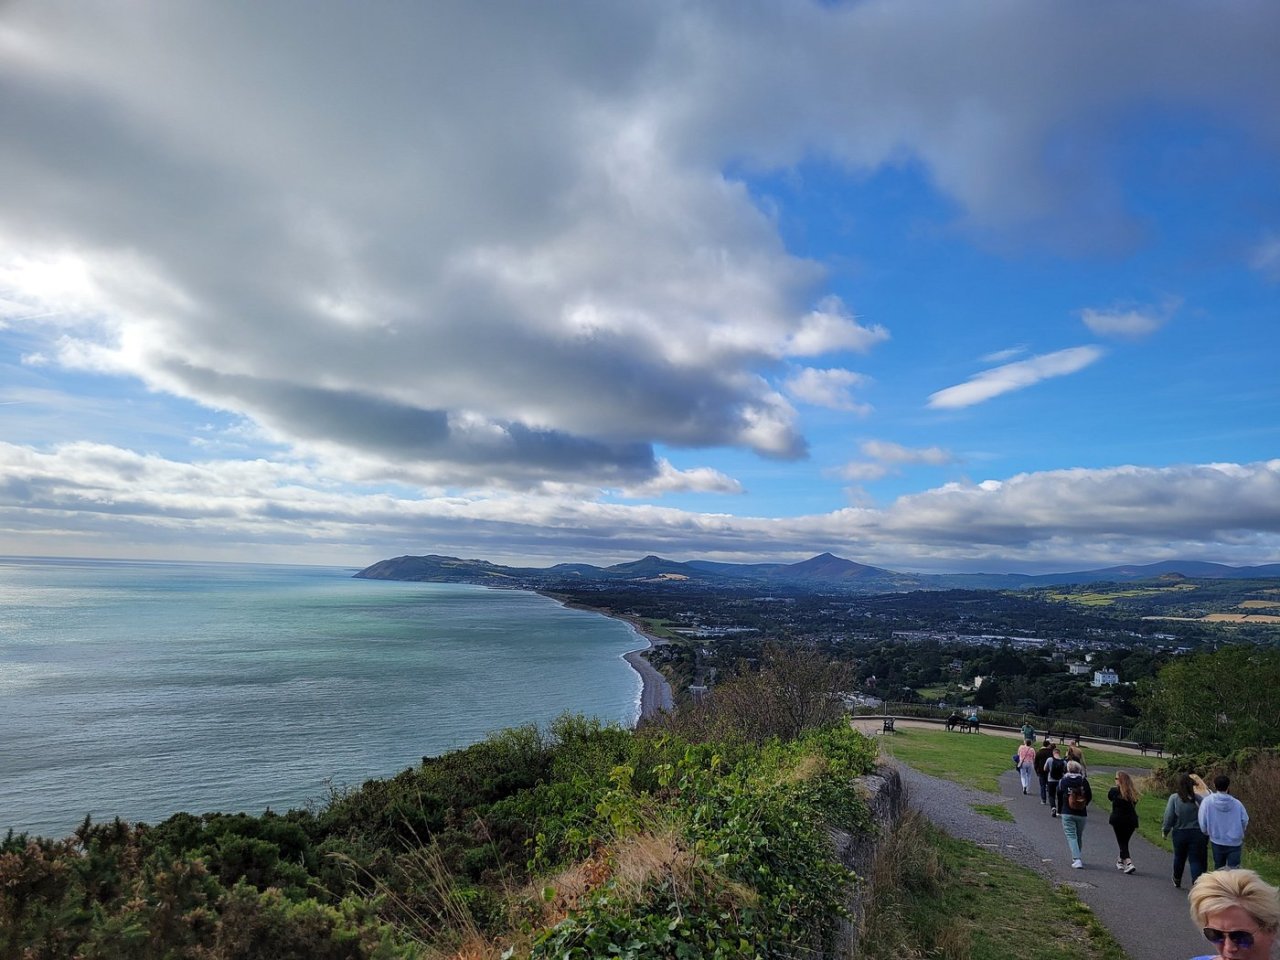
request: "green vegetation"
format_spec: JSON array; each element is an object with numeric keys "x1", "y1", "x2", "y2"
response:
[
  {"x1": 875, "y1": 728, "x2": 1160, "y2": 793},
  {"x1": 1136, "y1": 645, "x2": 1280, "y2": 754},
  {"x1": 861, "y1": 813, "x2": 1125, "y2": 960},
  {"x1": 1, "y1": 667, "x2": 880, "y2": 958},
  {"x1": 971, "y1": 803, "x2": 1015, "y2": 822}
]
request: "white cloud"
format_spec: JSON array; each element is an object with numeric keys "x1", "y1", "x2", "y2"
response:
[
  {"x1": 0, "y1": 1, "x2": 1277, "y2": 502},
  {"x1": 834, "y1": 439, "x2": 954, "y2": 485},
  {"x1": 981, "y1": 346, "x2": 1027, "y2": 364},
  {"x1": 1251, "y1": 234, "x2": 1280, "y2": 282},
  {"x1": 784, "y1": 297, "x2": 890, "y2": 356},
  {"x1": 859, "y1": 440, "x2": 954, "y2": 466},
  {"x1": 927, "y1": 346, "x2": 1104, "y2": 409},
  {"x1": 784, "y1": 367, "x2": 872, "y2": 413},
  {"x1": 0, "y1": 442, "x2": 1277, "y2": 569},
  {"x1": 1080, "y1": 301, "x2": 1175, "y2": 339}
]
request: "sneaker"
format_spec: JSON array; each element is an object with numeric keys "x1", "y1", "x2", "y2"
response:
[
  {"x1": 1124, "y1": 862, "x2": 1136, "y2": 874},
  {"x1": 1051, "y1": 810, "x2": 1058, "y2": 817},
  {"x1": 1115, "y1": 859, "x2": 1124, "y2": 871},
  {"x1": 1173, "y1": 878, "x2": 1182, "y2": 889},
  {"x1": 1023, "y1": 787, "x2": 1028, "y2": 794},
  {"x1": 1072, "y1": 859, "x2": 1084, "y2": 869}
]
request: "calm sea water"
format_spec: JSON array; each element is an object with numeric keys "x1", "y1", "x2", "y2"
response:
[{"x1": 0, "y1": 557, "x2": 644, "y2": 838}]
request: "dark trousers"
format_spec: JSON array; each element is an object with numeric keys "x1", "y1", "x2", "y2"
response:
[
  {"x1": 1112, "y1": 821, "x2": 1137, "y2": 860},
  {"x1": 1172, "y1": 828, "x2": 1208, "y2": 884},
  {"x1": 1038, "y1": 773, "x2": 1049, "y2": 802},
  {"x1": 1047, "y1": 780, "x2": 1060, "y2": 810},
  {"x1": 1212, "y1": 842, "x2": 1243, "y2": 870}
]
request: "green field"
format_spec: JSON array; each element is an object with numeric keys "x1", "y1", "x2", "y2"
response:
[{"x1": 876, "y1": 727, "x2": 1161, "y2": 793}]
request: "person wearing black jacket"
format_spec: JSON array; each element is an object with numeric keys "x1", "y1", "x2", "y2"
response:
[
  {"x1": 1108, "y1": 771, "x2": 1140, "y2": 874},
  {"x1": 1033, "y1": 740, "x2": 1055, "y2": 805},
  {"x1": 1056, "y1": 760, "x2": 1093, "y2": 868}
]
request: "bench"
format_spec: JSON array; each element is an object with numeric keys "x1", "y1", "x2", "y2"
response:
[
  {"x1": 882, "y1": 717, "x2": 896, "y2": 734},
  {"x1": 1138, "y1": 742, "x2": 1163, "y2": 758}
]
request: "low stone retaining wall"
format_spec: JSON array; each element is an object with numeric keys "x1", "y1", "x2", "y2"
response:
[{"x1": 827, "y1": 764, "x2": 908, "y2": 956}]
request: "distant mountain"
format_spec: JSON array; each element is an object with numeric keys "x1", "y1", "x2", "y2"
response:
[{"x1": 354, "y1": 552, "x2": 1280, "y2": 593}]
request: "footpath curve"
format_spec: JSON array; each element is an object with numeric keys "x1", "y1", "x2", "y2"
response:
[{"x1": 881, "y1": 752, "x2": 1207, "y2": 960}]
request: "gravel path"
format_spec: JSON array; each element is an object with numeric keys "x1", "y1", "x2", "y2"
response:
[
  {"x1": 887, "y1": 753, "x2": 1210, "y2": 960},
  {"x1": 893, "y1": 761, "x2": 1052, "y2": 877}
]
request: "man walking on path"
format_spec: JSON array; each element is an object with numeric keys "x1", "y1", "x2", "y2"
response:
[
  {"x1": 1044, "y1": 745, "x2": 1066, "y2": 815},
  {"x1": 1199, "y1": 774, "x2": 1249, "y2": 869},
  {"x1": 1033, "y1": 739, "x2": 1054, "y2": 804}
]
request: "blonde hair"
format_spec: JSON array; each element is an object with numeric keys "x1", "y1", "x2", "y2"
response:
[
  {"x1": 1115, "y1": 771, "x2": 1139, "y2": 804},
  {"x1": 1189, "y1": 870, "x2": 1280, "y2": 933}
]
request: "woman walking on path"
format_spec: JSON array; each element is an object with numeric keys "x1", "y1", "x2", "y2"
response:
[
  {"x1": 1057, "y1": 759, "x2": 1093, "y2": 868},
  {"x1": 1109, "y1": 771, "x2": 1140, "y2": 874},
  {"x1": 1017, "y1": 739, "x2": 1037, "y2": 795},
  {"x1": 1164, "y1": 774, "x2": 1209, "y2": 890}
]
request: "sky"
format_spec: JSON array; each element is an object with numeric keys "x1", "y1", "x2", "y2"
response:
[{"x1": 1, "y1": 0, "x2": 1278, "y2": 574}]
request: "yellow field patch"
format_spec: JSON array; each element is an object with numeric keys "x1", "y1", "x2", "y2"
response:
[
  {"x1": 1239, "y1": 600, "x2": 1280, "y2": 610},
  {"x1": 1202, "y1": 613, "x2": 1280, "y2": 624}
]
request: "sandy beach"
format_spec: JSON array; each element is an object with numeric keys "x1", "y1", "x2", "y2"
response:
[
  {"x1": 542, "y1": 592, "x2": 674, "y2": 720},
  {"x1": 623, "y1": 638, "x2": 675, "y2": 720}
]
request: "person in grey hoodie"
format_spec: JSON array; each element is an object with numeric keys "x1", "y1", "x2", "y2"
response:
[
  {"x1": 1198, "y1": 774, "x2": 1249, "y2": 870},
  {"x1": 1162, "y1": 773, "x2": 1208, "y2": 888}
]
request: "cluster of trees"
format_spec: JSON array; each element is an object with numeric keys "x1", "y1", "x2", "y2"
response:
[
  {"x1": 1136, "y1": 645, "x2": 1280, "y2": 755},
  {"x1": 2, "y1": 660, "x2": 878, "y2": 959}
]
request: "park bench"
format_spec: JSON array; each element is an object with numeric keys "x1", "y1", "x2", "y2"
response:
[{"x1": 882, "y1": 717, "x2": 896, "y2": 734}]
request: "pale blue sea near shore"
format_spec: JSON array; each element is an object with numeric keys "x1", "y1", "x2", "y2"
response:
[{"x1": 0, "y1": 558, "x2": 644, "y2": 838}]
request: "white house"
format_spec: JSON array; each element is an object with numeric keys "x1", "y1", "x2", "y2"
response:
[
  {"x1": 1067, "y1": 662, "x2": 1091, "y2": 676},
  {"x1": 1092, "y1": 669, "x2": 1119, "y2": 687}
]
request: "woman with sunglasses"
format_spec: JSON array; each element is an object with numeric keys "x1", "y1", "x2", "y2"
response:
[{"x1": 1188, "y1": 869, "x2": 1280, "y2": 959}]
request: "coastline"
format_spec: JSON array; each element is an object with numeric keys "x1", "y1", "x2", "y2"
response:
[{"x1": 541, "y1": 592, "x2": 675, "y2": 722}]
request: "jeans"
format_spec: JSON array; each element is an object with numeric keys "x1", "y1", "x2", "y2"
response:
[
  {"x1": 1019, "y1": 764, "x2": 1034, "y2": 791},
  {"x1": 1111, "y1": 821, "x2": 1136, "y2": 860},
  {"x1": 1172, "y1": 828, "x2": 1208, "y2": 884},
  {"x1": 1062, "y1": 813, "x2": 1087, "y2": 861},
  {"x1": 1212, "y1": 842, "x2": 1243, "y2": 870},
  {"x1": 1038, "y1": 773, "x2": 1049, "y2": 802},
  {"x1": 1047, "y1": 781, "x2": 1060, "y2": 811}
]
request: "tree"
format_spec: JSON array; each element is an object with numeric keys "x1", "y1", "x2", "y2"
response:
[{"x1": 1137, "y1": 645, "x2": 1280, "y2": 755}]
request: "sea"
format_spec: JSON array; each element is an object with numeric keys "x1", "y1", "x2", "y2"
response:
[{"x1": 0, "y1": 557, "x2": 645, "y2": 839}]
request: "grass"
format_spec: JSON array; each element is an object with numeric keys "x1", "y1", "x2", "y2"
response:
[
  {"x1": 971, "y1": 802, "x2": 1014, "y2": 822},
  {"x1": 877, "y1": 727, "x2": 1162, "y2": 793},
  {"x1": 1132, "y1": 784, "x2": 1280, "y2": 886},
  {"x1": 861, "y1": 812, "x2": 1126, "y2": 960}
]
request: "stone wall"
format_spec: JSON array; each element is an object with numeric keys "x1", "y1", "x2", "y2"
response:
[{"x1": 827, "y1": 764, "x2": 908, "y2": 957}]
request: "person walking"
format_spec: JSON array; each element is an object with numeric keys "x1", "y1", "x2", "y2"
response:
[
  {"x1": 1057, "y1": 759, "x2": 1092, "y2": 868},
  {"x1": 1108, "y1": 770, "x2": 1140, "y2": 874},
  {"x1": 1199, "y1": 774, "x2": 1250, "y2": 870},
  {"x1": 1067, "y1": 739, "x2": 1087, "y2": 774},
  {"x1": 1045, "y1": 745, "x2": 1067, "y2": 817},
  {"x1": 1163, "y1": 773, "x2": 1209, "y2": 889},
  {"x1": 1021, "y1": 720, "x2": 1036, "y2": 743},
  {"x1": 1017, "y1": 739, "x2": 1037, "y2": 795},
  {"x1": 1033, "y1": 739, "x2": 1054, "y2": 805}
]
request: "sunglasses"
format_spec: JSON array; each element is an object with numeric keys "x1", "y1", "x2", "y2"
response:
[{"x1": 1204, "y1": 928, "x2": 1257, "y2": 949}]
